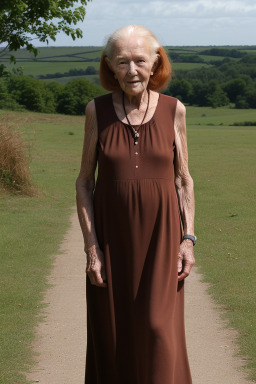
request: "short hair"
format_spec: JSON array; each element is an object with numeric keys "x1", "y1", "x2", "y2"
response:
[{"x1": 99, "y1": 25, "x2": 171, "y2": 92}]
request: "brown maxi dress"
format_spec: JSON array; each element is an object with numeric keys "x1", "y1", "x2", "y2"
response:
[{"x1": 85, "y1": 93, "x2": 192, "y2": 384}]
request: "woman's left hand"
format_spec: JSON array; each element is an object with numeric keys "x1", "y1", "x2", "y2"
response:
[{"x1": 177, "y1": 240, "x2": 195, "y2": 281}]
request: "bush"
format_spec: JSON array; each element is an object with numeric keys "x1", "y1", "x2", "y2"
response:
[
  {"x1": 0, "y1": 79, "x2": 23, "y2": 111},
  {"x1": 0, "y1": 118, "x2": 36, "y2": 195},
  {"x1": 207, "y1": 87, "x2": 229, "y2": 108},
  {"x1": 235, "y1": 96, "x2": 250, "y2": 109},
  {"x1": 2, "y1": 75, "x2": 105, "y2": 115},
  {"x1": 56, "y1": 78, "x2": 104, "y2": 115},
  {"x1": 7, "y1": 76, "x2": 56, "y2": 113}
]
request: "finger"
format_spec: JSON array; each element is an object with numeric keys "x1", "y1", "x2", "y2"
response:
[
  {"x1": 178, "y1": 264, "x2": 192, "y2": 281},
  {"x1": 177, "y1": 259, "x2": 183, "y2": 273},
  {"x1": 178, "y1": 271, "x2": 189, "y2": 281},
  {"x1": 95, "y1": 270, "x2": 107, "y2": 288},
  {"x1": 177, "y1": 254, "x2": 183, "y2": 273},
  {"x1": 88, "y1": 273, "x2": 107, "y2": 287}
]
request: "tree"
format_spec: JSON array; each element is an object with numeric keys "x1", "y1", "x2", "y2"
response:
[
  {"x1": 165, "y1": 79, "x2": 193, "y2": 103},
  {"x1": 0, "y1": 0, "x2": 91, "y2": 61},
  {"x1": 190, "y1": 81, "x2": 209, "y2": 106},
  {"x1": 207, "y1": 87, "x2": 229, "y2": 108},
  {"x1": 7, "y1": 76, "x2": 56, "y2": 112},
  {"x1": 223, "y1": 78, "x2": 246, "y2": 103},
  {"x1": 57, "y1": 78, "x2": 104, "y2": 115}
]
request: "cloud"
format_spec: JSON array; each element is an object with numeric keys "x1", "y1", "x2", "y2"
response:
[
  {"x1": 21, "y1": 0, "x2": 256, "y2": 46},
  {"x1": 86, "y1": 0, "x2": 256, "y2": 20}
]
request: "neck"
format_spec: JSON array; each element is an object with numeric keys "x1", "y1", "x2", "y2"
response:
[{"x1": 124, "y1": 89, "x2": 149, "y2": 109}]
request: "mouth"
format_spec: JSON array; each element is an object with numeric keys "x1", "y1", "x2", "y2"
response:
[{"x1": 127, "y1": 80, "x2": 140, "y2": 84}]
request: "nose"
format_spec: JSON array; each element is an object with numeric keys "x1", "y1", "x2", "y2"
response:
[{"x1": 128, "y1": 61, "x2": 137, "y2": 75}]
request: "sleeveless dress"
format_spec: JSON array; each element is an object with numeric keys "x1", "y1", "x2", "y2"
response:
[{"x1": 85, "y1": 93, "x2": 192, "y2": 384}]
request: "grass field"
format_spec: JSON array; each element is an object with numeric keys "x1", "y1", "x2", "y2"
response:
[
  {"x1": 0, "y1": 111, "x2": 84, "y2": 383},
  {"x1": 6, "y1": 61, "x2": 101, "y2": 78},
  {"x1": 186, "y1": 107, "x2": 256, "y2": 381},
  {"x1": 2, "y1": 45, "x2": 252, "y2": 84},
  {"x1": 0, "y1": 106, "x2": 256, "y2": 382}
]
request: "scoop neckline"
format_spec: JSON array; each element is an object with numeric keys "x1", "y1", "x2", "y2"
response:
[{"x1": 111, "y1": 92, "x2": 161, "y2": 127}]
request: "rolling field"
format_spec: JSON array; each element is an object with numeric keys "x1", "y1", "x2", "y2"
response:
[
  {"x1": 0, "y1": 111, "x2": 85, "y2": 384},
  {"x1": 0, "y1": 105, "x2": 256, "y2": 382},
  {"x1": 2, "y1": 45, "x2": 254, "y2": 84},
  {"x1": 186, "y1": 109, "x2": 256, "y2": 381}
]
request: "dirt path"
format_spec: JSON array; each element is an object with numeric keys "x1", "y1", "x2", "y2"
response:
[{"x1": 27, "y1": 210, "x2": 251, "y2": 384}]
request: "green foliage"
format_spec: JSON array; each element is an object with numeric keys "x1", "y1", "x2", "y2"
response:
[
  {"x1": 166, "y1": 78, "x2": 193, "y2": 103},
  {"x1": 223, "y1": 78, "x2": 247, "y2": 102},
  {"x1": 0, "y1": 111, "x2": 84, "y2": 383},
  {"x1": 1, "y1": 45, "x2": 256, "y2": 110},
  {"x1": 7, "y1": 76, "x2": 55, "y2": 113},
  {"x1": 56, "y1": 78, "x2": 104, "y2": 115},
  {"x1": 166, "y1": 53, "x2": 256, "y2": 108},
  {"x1": 0, "y1": 79, "x2": 23, "y2": 110},
  {"x1": 0, "y1": 0, "x2": 91, "y2": 60},
  {"x1": 1, "y1": 76, "x2": 105, "y2": 115},
  {"x1": 38, "y1": 66, "x2": 99, "y2": 80},
  {"x1": 199, "y1": 47, "x2": 246, "y2": 58},
  {"x1": 235, "y1": 95, "x2": 250, "y2": 109},
  {"x1": 207, "y1": 86, "x2": 229, "y2": 108},
  {"x1": 230, "y1": 120, "x2": 256, "y2": 126},
  {"x1": 169, "y1": 52, "x2": 204, "y2": 63}
]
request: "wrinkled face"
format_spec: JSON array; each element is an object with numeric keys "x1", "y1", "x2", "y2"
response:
[{"x1": 108, "y1": 35, "x2": 155, "y2": 97}]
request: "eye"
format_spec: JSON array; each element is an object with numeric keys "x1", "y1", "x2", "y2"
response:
[{"x1": 118, "y1": 60, "x2": 127, "y2": 65}]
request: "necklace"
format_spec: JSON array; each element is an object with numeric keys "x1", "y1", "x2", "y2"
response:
[{"x1": 122, "y1": 90, "x2": 150, "y2": 145}]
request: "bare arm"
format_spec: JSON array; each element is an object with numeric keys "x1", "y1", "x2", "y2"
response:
[
  {"x1": 76, "y1": 100, "x2": 107, "y2": 287},
  {"x1": 174, "y1": 100, "x2": 195, "y2": 281}
]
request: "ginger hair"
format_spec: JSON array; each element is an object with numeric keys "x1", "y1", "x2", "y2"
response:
[{"x1": 99, "y1": 25, "x2": 171, "y2": 92}]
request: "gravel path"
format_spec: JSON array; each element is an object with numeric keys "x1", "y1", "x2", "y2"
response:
[{"x1": 27, "y1": 210, "x2": 251, "y2": 384}]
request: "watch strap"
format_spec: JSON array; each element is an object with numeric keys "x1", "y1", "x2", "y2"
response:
[{"x1": 183, "y1": 234, "x2": 197, "y2": 246}]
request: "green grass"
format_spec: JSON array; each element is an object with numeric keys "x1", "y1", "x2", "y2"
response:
[
  {"x1": 0, "y1": 106, "x2": 256, "y2": 382},
  {"x1": 186, "y1": 106, "x2": 256, "y2": 126},
  {"x1": 186, "y1": 106, "x2": 256, "y2": 381},
  {"x1": 172, "y1": 62, "x2": 211, "y2": 70},
  {"x1": 2, "y1": 45, "x2": 251, "y2": 82},
  {"x1": 0, "y1": 111, "x2": 85, "y2": 383},
  {"x1": 1, "y1": 46, "x2": 102, "y2": 60},
  {"x1": 6, "y1": 61, "x2": 100, "y2": 77}
]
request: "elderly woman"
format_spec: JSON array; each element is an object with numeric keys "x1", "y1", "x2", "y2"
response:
[{"x1": 76, "y1": 25, "x2": 195, "y2": 384}]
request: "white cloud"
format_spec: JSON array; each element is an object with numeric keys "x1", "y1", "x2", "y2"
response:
[
  {"x1": 26, "y1": 0, "x2": 256, "y2": 46},
  {"x1": 86, "y1": 0, "x2": 256, "y2": 19}
]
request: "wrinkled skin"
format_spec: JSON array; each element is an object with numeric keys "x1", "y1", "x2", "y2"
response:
[{"x1": 76, "y1": 34, "x2": 195, "y2": 287}]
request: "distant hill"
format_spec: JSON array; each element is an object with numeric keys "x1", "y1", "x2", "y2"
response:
[
  {"x1": 1, "y1": 45, "x2": 256, "y2": 86},
  {"x1": 1, "y1": 45, "x2": 256, "y2": 110}
]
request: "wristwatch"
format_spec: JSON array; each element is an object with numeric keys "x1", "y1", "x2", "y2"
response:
[{"x1": 183, "y1": 234, "x2": 197, "y2": 246}]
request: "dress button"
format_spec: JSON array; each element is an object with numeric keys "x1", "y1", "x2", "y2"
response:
[
  {"x1": 135, "y1": 152, "x2": 138, "y2": 155},
  {"x1": 135, "y1": 165, "x2": 138, "y2": 168}
]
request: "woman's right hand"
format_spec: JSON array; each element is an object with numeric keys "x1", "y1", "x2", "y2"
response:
[{"x1": 85, "y1": 245, "x2": 107, "y2": 288}]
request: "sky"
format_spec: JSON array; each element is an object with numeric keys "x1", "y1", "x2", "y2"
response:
[{"x1": 19, "y1": 0, "x2": 256, "y2": 47}]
